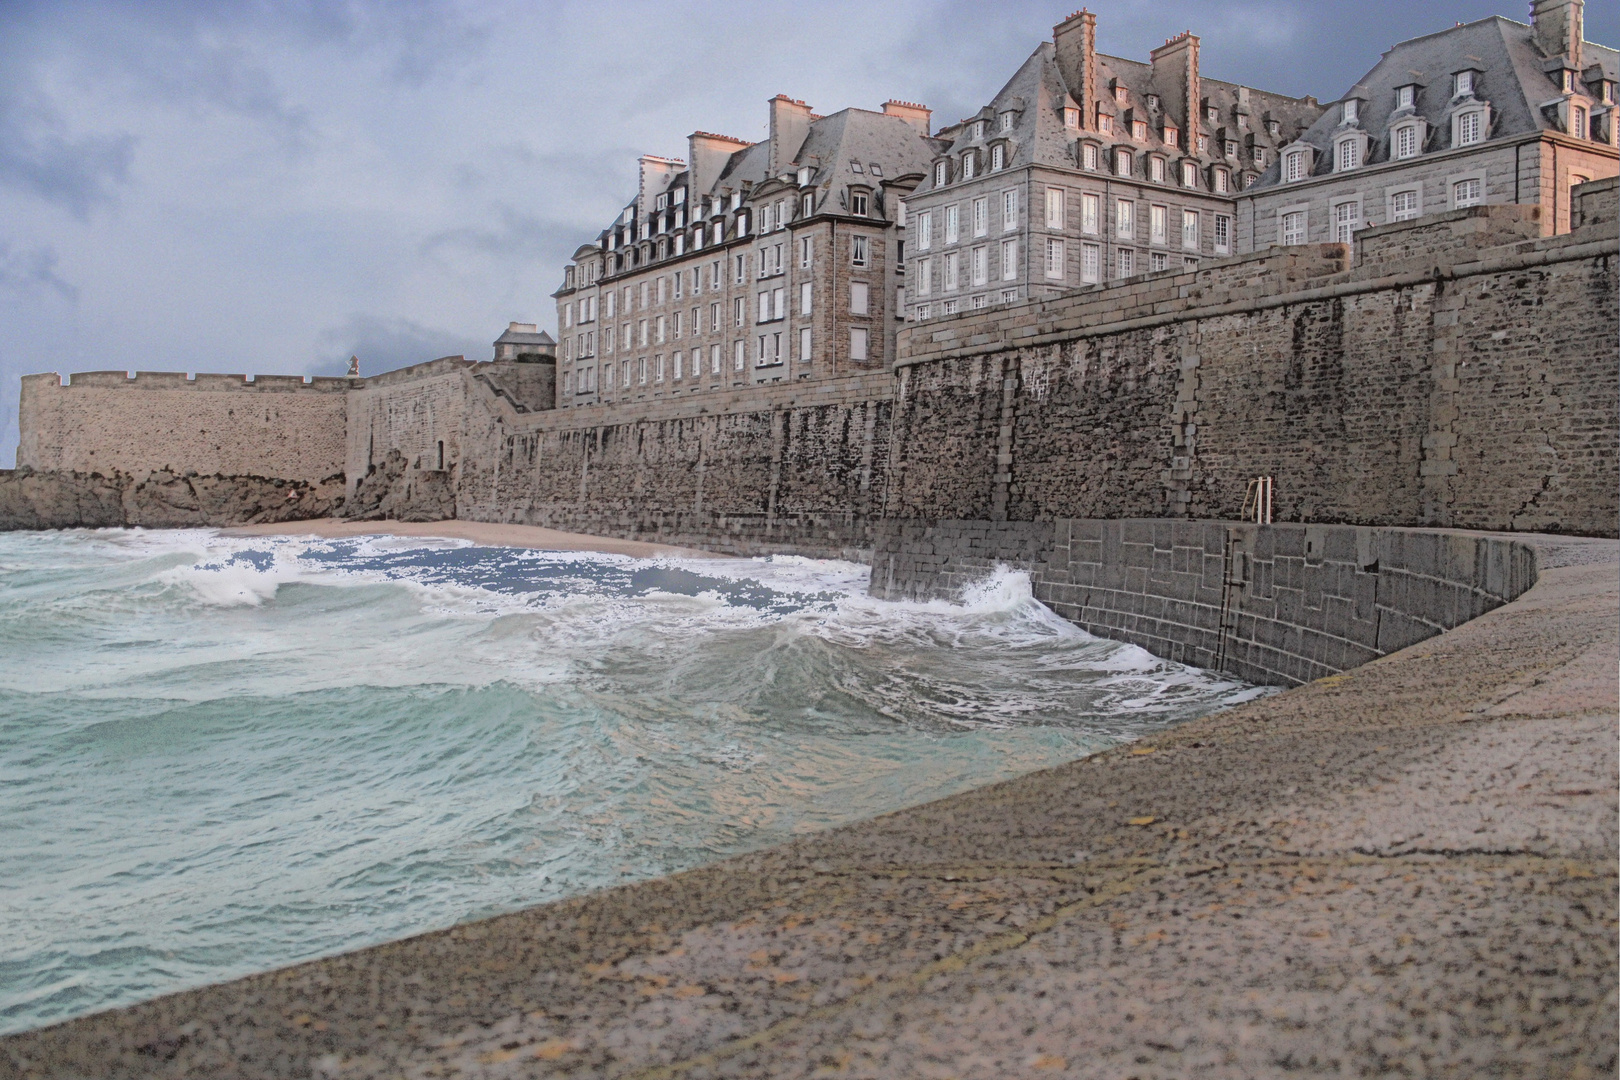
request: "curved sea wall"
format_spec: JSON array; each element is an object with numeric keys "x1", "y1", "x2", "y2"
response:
[{"x1": 871, "y1": 518, "x2": 1537, "y2": 686}]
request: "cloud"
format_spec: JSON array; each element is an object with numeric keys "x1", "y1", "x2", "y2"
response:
[
  {"x1": 316, "y1": 314, "x2": 487, "y2": 375},
  {"x1": 0, "y1": 240, "x2": 78, "y2": 302},
  {"x1": 0, "y1": 97, "x2": 136, "y2": 220}
]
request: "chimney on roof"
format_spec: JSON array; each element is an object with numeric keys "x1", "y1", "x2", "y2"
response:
[
  {"x1": 769, "y1": 95, "x2": 813, "y2": 176},
  {"x1": 1053, "y1": 9, "x2": 1099, "y2": 131},
  {"x1": 689, "y1": 132, "x2": 744, "y2": 198},
  {"x1": 1531, "y1": 0, "x2": 1583, "y2": 68},
  {"x1": 636, "y1": 155, "x2": 683, "y2": 219},
  {"x1": 1150, "y1": 31, "x2": 1201, "y2": 149},
  {"x1": 882, "y1": 99, "x2": 933, "y2": 136}
]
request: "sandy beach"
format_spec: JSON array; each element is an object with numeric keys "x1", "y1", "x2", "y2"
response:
[{"x1": 221, "y1": 517, "x2": 724, "y2": 560}]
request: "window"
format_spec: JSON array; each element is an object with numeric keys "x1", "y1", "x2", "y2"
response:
[
  {"x1": 1001, "y1": 238, "x2": 1018, "y2": 280},
  {"x1": 850, "y1": 328, "x2": 868, "y2": 361},
  {"x1": 1098, "y1": 114, "x2": 1113, "y2": 134},
  {"x1": 1391, "y1": 189, "x2": 1420, "y2": 221},
  {"x1": 638, "y1": 319, "x2": 648, "y2": 347},
  {"x1": 733, "y1": 340, "x2": 745, "y2": 371},
  {"x1": 800, "y1": 281, "x2": 812, "y2": 315},
  {"x1": 1114, "y1": 85, "x2": 1129, "y2": 104},
  {"x1": 944, "y1": 251, "x2": 960, "y2": 290},
  {"x1": 1044, "y1": 237, "x2": 1065, "y2": 279},
  {"x1": 710, "y1": 343, "x2": 721, "y2": 375},
  {"x1": 850, "y1": 160, "x2": 864, "y2": 174},
  {"x1": 961, "y1": 154, "x2": 976, "y2": 180},
  {"x1": 945, "y1": 204, "x2": 960, "y2": 244},
  {"x1": 1214, "y1": 168, "x2": 1229, "y2": 194},
  {"x1": 1081, "y1": 242, "x2": 1100, "y2": 283},
  {"x1": 1150, "y1": 204, "x2": 1167, "y2": 245},
  {"x1": 972, "y1": 197, "x2": 988, "y2": 237},
  {"x1": 915, "y1": 303, "x2": 930, "y2": 320},
  {"x1": 1181, "y1": 209, "x2": 1199, "y2": 250},
  {"x1": 1458, "y1": 110, "x2": 1483, "y2": 144},
  {"x1": 1116, "y1": 199, "x2": 1134, "y2": 239},
  {"x1": 850, "y1": 190, "x2": 869, "y2": 216},
  {"x1": 799, "y1": 327, "x2": 812, "y2": 362},
  {"x1": 1337, "y1": 137, "x2": 1360, "y2": 170},
  {"x1": 1150, "y1": 251, "x2": 1168, "y2": 272},
  {"x1": 851, "y1": 235, "x2": 868, "y2": 266},
  {"x1": 1455, "y1": 71, "x2": 1473, "y2": 97},
  {"x1": 1002, "y1": 190, "x2": 1018, "y2": 232},
  {"x1": 1115, "y1": 149, "x2": 1132, "y2": 176},
  {"x1": 1181, "y1": 161, "x2": 1197, "y2": 187},
  {"x1": 1395, "y1": 124, "x2": 1420, "y2": 159},
  {"x1": 733, "y1": 254, "x2": 745, "y2": 284},
  {"x1": 1081, "y1": 193, "x2": 1099, "y2": 234},
  {"x1": 673, "y1": 351, "x2": 683, "y2": 380},
  {"x1": 917, "y1": 210, "x2": 933, "y2": 251},
  {"x1": 850, "y1": 281, "x2": 869, "y2": 315},
  {"x1": 1572, "y1": 106, "x2": 1587, "y2": 138},
  {"x1": 1163, "y1": 125, "x2": 1179, "y2": 148},
  {"x1": 991, "y1": 144, "x2": 1005, "y2": 171},
  {"x1": 1284, "y1": 150, "x2": 1305, "y2": 182},
  {"x1": 801, "y1": 192, "x2": 814, "y2": 218},
  {"x1": 1000, "y1": 289, "x2": 1017, "y2": 303},
  {"x1": 709, "y1": 302, "x2": 719, "y2": 331},
  {"x1": 1396, "y1": 85, "x2": 1415, "y2": 110},
  {"x1": 635, "y1": 357, "x2": 646, "y2": 385},
  {"x1": 1150, "y1": 156, "x2": 1165, "y2": 183},
  {"x1": 971, "y1": 245, "x2": 987, "y2": 286},
  {"x1": 1343, "y1": 99, "x2": 1359, "y2": 125},
  {"x1": 1214, "y1": 214, "x2": 1231, "y2": 254},
  {"x1": 971, "y1": 294, "x2": 987, "y2": 309},
  {"x1": 1116, "y1": 248, "x2": 1134, "y2": 277},
  {"x1": 934, "y1": 161, "x2": 948, "y2": 186},
  {"x1": 918, "y1": 257, "x2": 933, "y2": 295},
  {"x1": 1281, "y1": 210, "x2": 1306, "y2": 245},
  {"x1": 1452, "y1": 177, "x2": 1483, "y2": 207},
  {"x1": 733, "y1": 298, "x2": 745, "y2": 327},
  {"x1": 1082, "y1": 143, "x2": 1099, "y2": 170},
  {"x1": 655, "y1": 315, "x2": 666, "y2": 343},
  {"x1": 1064, "y1": 107, "x2": 1080, "y2": 129},
  {"x1": 1045, "y1": 187, "x2": 1065, "y2": 229},
  {"x1": 1133, "y1": 119, "x2": 1148, "y2": 141}
]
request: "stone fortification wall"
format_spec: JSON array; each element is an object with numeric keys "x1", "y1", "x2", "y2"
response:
[
  {"x1": 342, "y1": 357, "x2": 476, "y2": 520},
  {"x1": 0, "y1": 467, "x2": 345, "y2": 530},
  {"x1": 18, "y1": 371, "x2": 351, "y2": 483},
  {"x1": 456, "y1": 373, "x2": 895, "y2": 557},
  {"x1": 871, "y1": 517, "x2": 1536, "y2": 687},
  {"x1": 891, "y1": 198, "x2": 1618, "y2": 537}
]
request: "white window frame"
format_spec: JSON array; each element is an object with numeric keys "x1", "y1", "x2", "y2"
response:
[
  {"x1": 916, "y1": 210, "x2": 932, "y2": 251},
  {"x1": 1181, "y1": 209, "x2": 1200, "y2": 251},
  {"x1": 1002, "y1": 190, "x2": 1018, "y2": 232},
  {"x1": 1284, "y1": 149, "x2": 1306, "y2": 183},
  {"x1": 971, "y1": 245, "x2": 988, "y2": 286},
  {"x1": 1449, "y1": 171, "x2": 1486, "y2": 209},
  {"x1": 1279, "y1": 205, "x2": 1308, "y2": 245},
  {"x1": 1388, "y1": 185, "x2": 1422, "y2": 222},
  {"x1": 799, "y1": 281, "x2": 812, "y2": 316},
  {"x1": 1149, "y1": 204, "x2": 1167, "y2": 246},
  {"x1": 1453, "y1": 107, "x2": 1487, "y2": 147},
  {"x1": 1080, "y1": 192, "x2": 1099, "y2": 235},
  {"x1": 799, "y1": 327, "x2": 812, "y2": 363},
  {"x1": 944, "y1": 251, "x2": 960, "y2": 291},
  {"x1": 1044, "y1": 237, "x2": 1065, "y2": 280},
  {"x1": 1115, "y1": 199, "x2": 1133, "y2": 239},
  {"x1": 1044, "y1": 187, "x2": 1065, "y2": 230},
  {"x1": 945, "y1": 204, "x2": 959, "y2": 244},
  {"x1": 1332, "y1": 198, "x2": 1361, "y2": 244},
  {"x1": 851, "y1": 234, "x2": 869, "y2": 266},
  {"x1": 972, "y1": 196, "x2": 988, "y2": 237},
  {"x1": 1080, "y1": 241, "x2": 1100, "y2": 284},
  {"x1": 1000, "y1": 238, "x2": 1018, "y2": 281},
  {"x1": 1214, "y1": 213, "x2": 1231, "y2": 255},
  {"x1": 849, "y1": 327, "x2": 869, "y2": 362}
]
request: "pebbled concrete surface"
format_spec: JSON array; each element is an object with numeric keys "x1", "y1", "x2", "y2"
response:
[{"x1": 3, "y1": 541, "x2": 1615, "y2": 1079}]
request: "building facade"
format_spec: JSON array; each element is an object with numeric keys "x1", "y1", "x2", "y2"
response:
[
  {"x1": 1237, "y1": 0, "x2": 1618, "y2": 247},
  {"x1": 901, "y1": 11, "x2": 1322, "y2": 321},
  {"x1": 552, "y1": 96, "x2": 941, "y2": 408}
]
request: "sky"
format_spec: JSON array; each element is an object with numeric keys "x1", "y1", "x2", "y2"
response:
[{"x1": 3, "y1": 0, "x2": 1616, "y2": 466}]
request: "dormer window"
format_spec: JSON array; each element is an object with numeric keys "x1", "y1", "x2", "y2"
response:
[
  {"x1": 1163, "y1": 124, "x2": 1179, "y2": 148},
  {"x1": 797, "y1": 166, "x2": 812, "y2": 186},
  {"x1": 991, "y1": 143, "x2": 1006, "y2": 170},
  {"x1": 973, "y1": 121, "x2": 986, "y2": 140},
  {"x1": 673, "y1": 188, "x2": 685, "y2": 205},
  {"x1": 1342, "y1": 99, "x2": 1359, "y2": 125},
  {"x1": 1284, "y1": 149, "x2": 1305, "y2": 182},
  {"x1": 1132, "y1": 119, "x2": 1148, "y2": 140},
  {"x1": 999, "y1": 111, "x2": 1014, "y2": 132},
  {"x1": 1081, "y1": 143, "x2": 1099, "y2": 170},
  {"x1": 1559, "y1": 69, "x2": 1574, "y2": 94},
  {"x1": 1147, "y1": 94, "x2": 1161, "y2": 111},
  {"x1": 850, "y1": 190, "x2": 870, "y2": 216},
  {"x1": 1114, "y1": 85, "x2": 1129, "y2": 104},
  {"x1": 1253, "y1": 147, "x2": 1266, "y2": 166},
  {"x1": 1455, "y1": 108, "x2": 1484, "y2": 146},
  {"x1": 1225, "y1": 140, "x2": 1237, "y2": 159},
  {"x1": 656, "y1": 193, "x2": 669, "y2": 211},
  {"x1": 1064, "y1": 107, "x2": 1081, "y2": 130},
  {"x1": 1205, "y1": 106, "x2": 1218, "y2": 123},
  {"x1": 962, "y1": 153, "x2": 977, "y2": 179},
  {"x1": 1098, "y1": 113, "x2": 1113, "y2": 134},
  {"x1": 1115, "y1": 149, "x2": 1132, "y2": 176},
  {"x1": 1573, "y1": 104, "x2": 1588, "y2": 138},
  {"x1": 1266, "y1": 119, "x2": 1281, "y2": 138},
  {"x1": 934, "y1": 161, "x2": 948, "y2": 186},
  {"x1": 1336, "y1": 136, "x2": 1361, "y2": 170},
  {"x1": 1213, "y1": 168, "x2": 1229, "y2": 193},
  {"x1": 1455, "y1": 70, "x2": 1474, "y2": 97},
  {"x1": 1181, "y1": 160, "x2": 1198, "y2": 187},
  {"x1": 1393, "y1": 122, "x2": 1422, "y2": 159},
  {"x1": 640, "y1": 221, "x2": 651, "y2": 241},
  {"x1": 731, "y1": 192, "x2": 742, "y2": 210},
  {"x1": 1150, "y1": 156, "x2": 1165, "y2": 183},
  {"x1": 1396, "y1": 85, "x2": 1415, "y2": 110}
]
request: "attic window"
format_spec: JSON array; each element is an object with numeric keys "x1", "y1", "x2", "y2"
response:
[
  {"x1": 1132, "y1": 120, "x2": 1148, "y2": 140},
  {"x1": 1163, "y1": 124, "x2": 1179, "y2": 147},
  {"x1": 1206, "y1": 106, "x2": 1218, "y2": 123},
  {"x1": 999, "y1": 111, "x2": 1014, "y2": 132},
  {"x1": 991, "y1": 143, "x2": 1006, "y2": 170},
  {"x1": 1064, "y1": 107, "x2": 1080, "y2": 129},
  {"x1": 673, "y1": 188, "x2": 686, "y2": 205},
  {"x1": 1396, "y1": 85, "x2": 1415, "y2": 109},
  {"x1": 656, "y1": 193, "x2": 669, "y2": 211},
  {"x1": 1114, "y1": 86, "x2": 1129, "y2": 104},
  {"x1": 973, "y1": 121, "x2": 986, "y2": 140},
  {"x1": 870, "y1": 163, "x2": 883, "y2": 176},
  {"x1": 850, "y1": 160, "x2": 864, "y2": 173},
  {"x1": 1455, "y1": 71, "x2": 1473, "y2": 97},
  {"x1": 1343, "y1": 99, "x2": 1358, "y2": 124},
  {"x1": 1266, "y1": 119, "x2": 1280, "y2": 137},
  {"x1": 935, "y1": 161, "x2": 948, "y2": 185},
  {"x1": 1147, "y1": 94, "x2": 1161, "y2": 111},
  {"x1": 797, "y1": 166, "x2": 812, "y2": 186}
]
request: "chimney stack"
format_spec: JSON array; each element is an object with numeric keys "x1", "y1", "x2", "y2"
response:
[
  {"x1": 1053, "y1": 9, "x2": 1099, "y2": 129},
  {"x1": 882, "y1": 99, "x2": 933, "y2": 136},
  {"x1": 1531, "y1": 0, "x2": 1584, "y2": 67},
  {"x1": 636, "y1": 155, "x2": 683, "y2": 219},
  {"x1": 1150, "y1": 31, "x2": 1201, "y2": 150},
  {"x1": 688, "y1": 131, "x2": 749, "y2": 199},
  {"x1": 768, "y1": 95, "x2": 814, "y2": 177}
]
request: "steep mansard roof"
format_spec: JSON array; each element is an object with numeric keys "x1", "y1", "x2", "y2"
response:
[
  {"x1": 1252, "y1": 15, "x2": 1618, "y2": 187},
  {"x1": 917, "y1": 40, "x2": 1321, "y2": 194}
]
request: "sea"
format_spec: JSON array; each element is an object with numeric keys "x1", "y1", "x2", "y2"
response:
[{"x1": 0, "y1": 528, "x2": 1266, "y2": 1035}]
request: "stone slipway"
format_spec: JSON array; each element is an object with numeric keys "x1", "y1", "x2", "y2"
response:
[{"x1": 3, "y1": 540, "x2": 1615, "y2": 1079}]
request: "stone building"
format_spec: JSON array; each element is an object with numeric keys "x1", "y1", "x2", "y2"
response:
[
  {"x1": 901, "y1": 10, "x2": 1321, "y2": 320},
  {"x1": 552, "y1": 96, "x2": 942, "y2": 408},
  {"x1": 492, "y1": 322, "x2": 555, "y2": 362},
  {"x1": 1236, "y1": 0, "x2": 1618, "y2": 247}
]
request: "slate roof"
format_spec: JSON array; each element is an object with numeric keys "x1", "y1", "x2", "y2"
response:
[
  {"x1": 493, "y1": 327, "x2": 555, "y2": 348},
  {"x1": 1250, "y1": 15, "x2": 1618, "y2": 187}
]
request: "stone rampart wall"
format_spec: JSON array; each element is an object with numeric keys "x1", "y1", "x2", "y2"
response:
[
  {"x1": 871, "y1": 517, "x2": 1536, "y2": 686},
  {"x1": 890, "y1": 198, "x2": 1618, "y2": 537},
  {"x1": 342, "y1": 358, "x2": 475, "y2": 515},
  {"x1": 18, "y1": 371, "x2": 352, "y2": 483},
  {"x1": 455, "y1": 372, "x2": 895, "y2": 557}
]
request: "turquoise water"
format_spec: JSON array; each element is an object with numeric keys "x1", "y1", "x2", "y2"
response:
[{"x1": 0, "y1": 529, "x2": 1265, "y2": 1034}]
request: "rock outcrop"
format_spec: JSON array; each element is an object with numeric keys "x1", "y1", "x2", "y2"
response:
[
  {"x1": 342, "y1": 450, "x2": 456, "y2": 523},
  {"x1": 0, "y1": 467, "x2": 344, "y2": 530}
]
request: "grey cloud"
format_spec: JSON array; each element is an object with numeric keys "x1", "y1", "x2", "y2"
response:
[
  {"x1": 317, "y1": 314, "x2": 487, "y2": 375},
  {"x1": 0, "y1": 97, "x2": 135, "y2": 219},
  {"x1": 0, "y1": 241, "x2": 80, "y2": 302}
]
